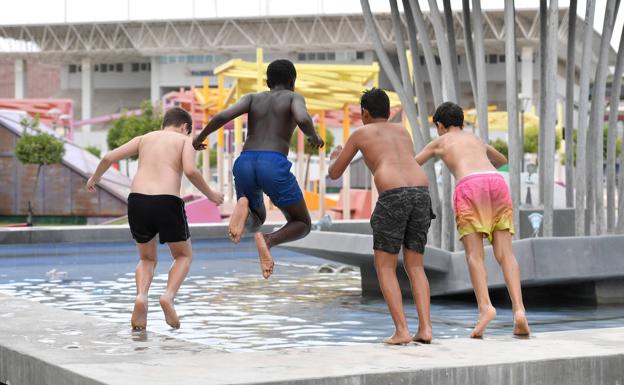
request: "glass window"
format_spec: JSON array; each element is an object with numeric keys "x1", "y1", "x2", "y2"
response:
[
  {"x1": 188, "y1": 55, "x2": 195, "y2": 64},
  {"x1": 132, "y1": 63, "x2": 140, "y2": 72},
  {"x1": 94, "y1": 64, "x2": 99, "y2": 72},
  {"x1": 499, "y1": 55, "x2": 506, "y2": 63},
  {"x1": 297, "y1": 53, "x2": 306, "y2": 61},
  {"x1": 116, "y1": 63, "x2": 123, "y2": 72},
  {"x1": 318, "y1": 52, "x2": 326, "y2": 60},
  {"x1": 160, "y1": 56, "x2": 167, "y2": 64},
  {"x1": 328, "y1": 52, "x2": 336, "y2": 60},
  {"x1": 168, "y1": 56, "x2": 176, "y2": 64},
  {"x1": 205, "y1": 55, "x2": 213, "y2": 62},
  {"x1": 69, "y1": 64, "x2": 76, "y2": 73},
  {"x1": 356, "y1": 51, "x2": 365, "y2": 60},
  {"x1": 178, "y1": 55, "x2": 186, "y2": 63},
  {"x1": 307, "y1": 52, "x2": 316, "y2": 60},
  {"x1": 108, "y1": 64, "x2": 115, "y2": 71},
  {"x1": 434, "y1": 55, "x2": 441, "y2": 65},
  {"x1": 140, "y1": 63, "x2": 148, "y2": 71},
  {"x1": 78, "y1": 65, "x2": 82, "y2": 72},
  {"x1": 100, "y1": 64, "x2": 107, "y2": 73},
  {"x1": 488, "y1": 54, "x2": 498, "y2": 64},
  {"x1": 147, "y1": 62, "x2": 151, "y2": 71}
]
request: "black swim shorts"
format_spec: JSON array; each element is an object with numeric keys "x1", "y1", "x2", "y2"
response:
[
  {"x1": 370, "y1": 186, "x2": 435, "y2": 254},
  {"x1": 127, "y1": 193, "x2": 190, "y2": 244}
]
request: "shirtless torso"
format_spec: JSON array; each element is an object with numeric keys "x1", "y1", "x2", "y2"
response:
[
  {"x1": 193, "y1": 86, "x2": 321, "y2": 155},
  {"x1": 131, "y1": 130, "x2": 188, "y2": 196},
  {"x1": 329, "y1": 121, "x2": 428, "y2": 193},
  {"x1": 415, "y1": 128, "x2": 507, "y2": 180}
]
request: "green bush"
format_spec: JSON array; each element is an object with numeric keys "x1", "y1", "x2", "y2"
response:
[
  {"x1": 489, "y1": 138, "x2": 508, "y2": 158},
  {"x1": 196, "y1": 146, "x2": 218, "y2": 168},
  {"x1": 107, "y1": 101, "x2": 162, "y2": 160},
  {"x1": 289, "y1": 127, "x2": 335, "y2": 155},
  {"x1": 523, "y1": 126, "x2": 562, "y2": 154},
  {"x1": 85, "y1": 146, "x2": 101, "y2": 158},
  {"x1": 16, "y1": 133, "x2": 65, "y2": 165}
]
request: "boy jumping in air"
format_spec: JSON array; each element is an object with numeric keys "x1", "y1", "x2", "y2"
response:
[
  {"x1": 87, "y1": 107, "x2": 224, "y2": 330},
  {"x1": 329, "y1": 88, "x2": 434, "y2": 345},
  {"x1": 193, "y1": 59, "x2": 324, "y2": 279},
  {"x1": 415, "y1": 101, "x2": 530, "y2": 338}
]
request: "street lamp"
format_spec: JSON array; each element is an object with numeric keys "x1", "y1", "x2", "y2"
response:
[{"x1": 518, "y1": 93, "x2": 531, "y2": 172}]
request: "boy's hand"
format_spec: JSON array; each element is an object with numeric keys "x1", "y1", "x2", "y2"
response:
[
  {"x1": 330, "y1": 145, "x2": 343, "y2": 161},
  {"x1": 308, "y1": 135, "x2": 324, "y2": 149},
  {"x1": 207, "y1": 190, "x2": 224, "y2": 206},
  {"x1": 192, "y1": 136, "x2": 206, "y2": 151},
  {"x1": 86, "y1": 176, "x2": 99, "y2": 192}
]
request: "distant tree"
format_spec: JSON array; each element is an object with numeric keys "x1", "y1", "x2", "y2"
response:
[
  {"x1": 523, "y1": 125, "x2": 561, "y2": 154},
  {"x1": 490, "y1": 138, "x2": 508, "y2": 159},
  {"x1": 15, "y1": 115, "x2": 65, "y2": 225},
  {"x1": 85, "y1": 146, "x2": 101, "y2": 158},
  {"x1": 107, "y1": 101, "x2": 162, "y2": 160}
]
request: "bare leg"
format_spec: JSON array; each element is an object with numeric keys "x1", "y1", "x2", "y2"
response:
[
  {"x1": 403, "y1": 248, "x2": 432, "y2": 343},
  {"x1": 159, "y1": 240, "x2": 193, "y2": 329},
  {"x1": 131, "y1": 239, "x2": 157, "y2": 330},
  {"x1": 462, "y1": 233, "x2": 497, "y2": 338},
  {"x1": 228, "y1": 197, "x2": 249, "y2": 243},
  {"x1": 491, "y1": 230, "x2": 530, "y2": 336},
  {"x1": 375, "y1": 250, "x2": 412, "y2": 345},
  {"x1": 255, "y1": 200, "x2": 311, "y2": 279}
]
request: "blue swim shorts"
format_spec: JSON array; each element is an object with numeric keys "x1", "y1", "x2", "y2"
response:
[{"x1": 232, "y1": 150, "x2": 304, "y2": 209}]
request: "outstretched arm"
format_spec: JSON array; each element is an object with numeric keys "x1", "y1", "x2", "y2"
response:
[
  {"x1": 86, "y1": 136, "x2": 141, "y2": 191},
  {"x1": 193, "y1": 94, "x2": 252, "y2": 150},
  {"x1": 486, "y1": 144, "x2": 508, "y2": 168},
  {"x1": 183, "y1": 135, "x2": 224, "y2": 205},
  {"x1": 414, "y1": 140, "x2": 438, "y2": 166},
  {"x1": 291, "y1": 93, "x2": 324, "y2": 149},
  {"x1": 328, "y1": 134, "x2": 359, "y2": 180}
]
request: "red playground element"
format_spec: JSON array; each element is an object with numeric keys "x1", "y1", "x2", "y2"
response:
[
  {"x1": 185, "y1": 197, "x2": 222, "y2": 223},
  {"x1": 330, "y1": 188, "x2": 373, "y2": 219},
  {"x1": 0, "y1": 98, "x2": 74, "y2": 139}
]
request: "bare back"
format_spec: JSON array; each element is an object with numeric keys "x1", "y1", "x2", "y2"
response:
[
  {"x1": 354, "y1": 122, "x2": 428, "y2": 192},
  {"x1": 244, "y1": 90, "x2": 298, "y2": 154},
  {"x1": 132, "y1": 130, "x2": 187, "y2": 196},
  {"x1": 434, "y1": 130, "x2": 497, "y2": 179}
]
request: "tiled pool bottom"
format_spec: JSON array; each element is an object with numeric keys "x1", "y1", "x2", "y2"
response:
[{"x1": 1, "y1": 239, "x2": 623, "y2": 352}]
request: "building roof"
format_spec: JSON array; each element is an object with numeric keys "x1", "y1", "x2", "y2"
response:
[
  {"x1": 0, "y1": 110, "x2": 131, "y2": 201},
  {"x1": 0, "y1": 8, "x2": 614, "y2": 68}
]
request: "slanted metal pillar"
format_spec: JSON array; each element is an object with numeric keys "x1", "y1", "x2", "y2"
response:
[
  {"x1": 319, "y1": 111, "x2": 327, "y2": 216},
  {"x1": 521, "y1": 46, "x2": 534, "y2": 111}
]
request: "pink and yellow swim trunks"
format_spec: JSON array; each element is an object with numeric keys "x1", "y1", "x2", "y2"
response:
[{"x1": 453, "y1": 172, "x2": 515, "y2": 242}]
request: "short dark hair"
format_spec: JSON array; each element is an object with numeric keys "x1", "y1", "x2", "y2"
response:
[
  {"x1": 266, "y1": 59, "x2": 297, "y2": 89},
  {"x1": 360, "y1": 88, "x2": 390, "y2": 119},
  {"x1": 162, "y1": 107, "x2": 193, "y2": 134},
  {"x1": 433, "y1": 102, "x2": 464, "y2": 128}
]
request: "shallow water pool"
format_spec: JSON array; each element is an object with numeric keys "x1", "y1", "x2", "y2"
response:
[{"x1": 0, "y1": 239, "x2": 622, "y2": 352}]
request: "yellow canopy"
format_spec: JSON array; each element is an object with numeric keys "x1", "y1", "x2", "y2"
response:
[{"x1": 213, "y1": 58, "x2": 402, "y2": 112}]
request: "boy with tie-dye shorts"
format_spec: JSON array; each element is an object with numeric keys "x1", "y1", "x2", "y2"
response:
[{"x1": 415, "y1": 102, "x2": 530, "y2": 339}]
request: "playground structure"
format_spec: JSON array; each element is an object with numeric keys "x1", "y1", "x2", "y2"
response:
[{"x1": 3, "y1": 48, "x2": 559, "y2": 224}]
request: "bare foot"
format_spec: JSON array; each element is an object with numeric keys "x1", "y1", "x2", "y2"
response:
[
  {"x1": 513, "y1": 310, "x2": 530, "y2": 336},
  {"x1": 470, "y1": 305, "x2": 497, "y2": 338},
  {"x1": 159, "y1": 295, "x2": 180, "y2": 329},
  {"x1": 384, "y1": 331, "x2": 413, "y2": 345},
  {"x1": 228, "y1": 197, "x2": 249, "y2": 244},
  {"x1": 254, "y1": 232, "x2": 274, "y2": 279},
  {"x1": 413, "y1": 326, "x2": 432, "y2": 344},
  {"x1": 131, "y1": 294, "x2": 148, "y2": 330}
]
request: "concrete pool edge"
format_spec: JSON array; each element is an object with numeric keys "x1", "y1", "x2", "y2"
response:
[
  {"x1": 1, "y1": 294, "x2": 624, "y2": 385},
  {"x1": 0, "y1": 221, "x2": 372, "y2": 245}
]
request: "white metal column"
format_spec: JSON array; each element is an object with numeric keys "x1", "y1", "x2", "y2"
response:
[
  {"x1": 81, "y1": 57, "x2": 93, "y2": 134},
  {"x1": 521, "y1": 46, "x2": 534, "y2": 111},
  {"x1": 14, "y1": 59, "x2": 26, "y2": 99},
  {"x1": 150, "y1": 56, "x2": 160, "y2": 104}
]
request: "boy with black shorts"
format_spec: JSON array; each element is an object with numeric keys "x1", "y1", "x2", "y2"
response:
[
  {"x1": 329, "y1": 88, "x2": 434, "y2": 345},
  {"x1": 86, "y1": 107, "x2": 224, "y2": 330}
]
